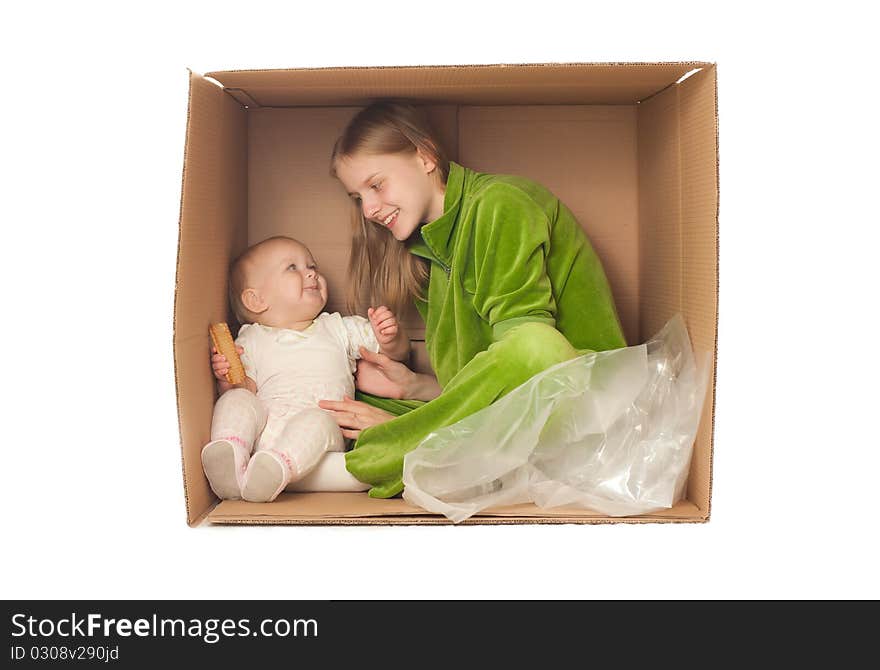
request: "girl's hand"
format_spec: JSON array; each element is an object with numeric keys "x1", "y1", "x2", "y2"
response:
[
  {"x1": 354, "y1": 347, "x2": 413, "y2": 399},
  {"x1": 317, "y1": 396, "x2": 396, "y2": 439},
  {"x1": 368, "y1": 306, "x2": 399, "y2": 345},
  {"x1": 211, "y1": 345, "x2": 244, "y2": 394}
]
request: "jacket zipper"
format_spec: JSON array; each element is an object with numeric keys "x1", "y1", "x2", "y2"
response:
[{"x1": 422, "y1": 236, "x2": 451, "y2": 275}]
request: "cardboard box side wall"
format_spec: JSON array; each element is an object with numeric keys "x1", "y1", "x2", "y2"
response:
[
  {"x1": 175, "y1": 64, "x2": 718, "y2": 525},
  {"x1": 175, "y1": 72, "x2": 248, "y2": 525},
  {"x1": 677, "y1": 66, "x2": 718, "y2": 515},
  {"x1": 636, "y1": 65, "x2": 718, "y2": 515}
]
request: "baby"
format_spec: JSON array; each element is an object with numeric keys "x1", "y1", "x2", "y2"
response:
[{"x1": 202, "y1": 235, "x2": 409, "y2": 502}]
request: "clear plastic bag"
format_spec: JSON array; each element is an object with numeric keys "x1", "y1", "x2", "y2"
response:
[{"x1": 401, "y1": 314, "x2": 711, "y2": 523}]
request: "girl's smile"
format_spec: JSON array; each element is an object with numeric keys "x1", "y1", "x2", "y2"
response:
[{"x1": 380, "y1": 209, "x2": 400, "y2": 228}]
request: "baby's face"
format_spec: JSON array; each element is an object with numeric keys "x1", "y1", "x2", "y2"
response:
[{"x1": 250, "y1": 238, "x2": 328, "y2": 327}]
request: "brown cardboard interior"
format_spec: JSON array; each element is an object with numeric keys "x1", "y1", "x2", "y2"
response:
[{"x1": 175, "y1": 63, "x2": 718, "y2": 526}]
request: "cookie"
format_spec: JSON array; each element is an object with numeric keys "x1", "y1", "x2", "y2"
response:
[{"x1": 209, "y1": 322, "x2": 245, "y2": 385}]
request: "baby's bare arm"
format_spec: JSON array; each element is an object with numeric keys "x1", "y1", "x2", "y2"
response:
[
  {"x1": 379, "y1": 329, "x2": 410, "y2": 362},
  {"x1": 211, "y1": 346, "x2": 257, "y2": 394},
  {"x1": 368, "y1": 306, "x2": 410, "y2": 362}
]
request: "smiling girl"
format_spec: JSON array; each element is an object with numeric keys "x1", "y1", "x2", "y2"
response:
[{"x1": 319, "y1": 101, "x2": 627, "y2": 498}]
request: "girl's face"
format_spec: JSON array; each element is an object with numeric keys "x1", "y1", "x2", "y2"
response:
[{"x1": 334, "y1": 150, "x2": 445, "y2": 242}]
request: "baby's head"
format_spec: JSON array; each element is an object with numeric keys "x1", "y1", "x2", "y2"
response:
[{"x1": 229, "y1": 236, "x2": 328, "y2": 329}]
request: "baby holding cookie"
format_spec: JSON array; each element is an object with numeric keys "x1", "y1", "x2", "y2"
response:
[{"x1": 203, "y1": 236, "x2": 409, "y2": 502}]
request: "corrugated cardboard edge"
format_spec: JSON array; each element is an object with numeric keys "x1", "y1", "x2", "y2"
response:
[
  {"x1": 707, "y1": 63, "x2": 720, "y2": 521},
  {"x1": 206, "y1": 62, "x2": 717, "y2": 107},
  {"x1": 204, "y1": 496, "x2": 705, "y2": 526},
  {"x1": 206, "y1": 61, "x2": 714, "y2": 75},
  {"x1": 206, "y1": 517, "x2": 706, "y2": 526},
  {"x1": 174, "y1": 69, "x2": 198, "y2": 526}
]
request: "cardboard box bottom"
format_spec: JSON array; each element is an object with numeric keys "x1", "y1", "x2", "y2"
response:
[{"x1": 203, "y1": 493, "x2": 705, "y2": 525}]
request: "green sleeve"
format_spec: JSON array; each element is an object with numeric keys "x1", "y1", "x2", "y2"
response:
[{"x1": 470, "y1": 185, "x2": 557, "y2": 341}]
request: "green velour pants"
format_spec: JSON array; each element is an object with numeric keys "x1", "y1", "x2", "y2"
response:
[{"x1": 346, "y1": 322, "x2": 583, "y2": 498}]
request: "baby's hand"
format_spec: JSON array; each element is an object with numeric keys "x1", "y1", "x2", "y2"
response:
[
  {"x1": 211, "y1": 345, "x2": 244, "y2": 393},
  {"x1": 368, "y1": 306, "x2": 399, "y2": 345}
]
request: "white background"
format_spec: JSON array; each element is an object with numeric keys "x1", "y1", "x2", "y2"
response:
[{"x1": 2, "y1": 1, "x2": 878, "y2": 600}]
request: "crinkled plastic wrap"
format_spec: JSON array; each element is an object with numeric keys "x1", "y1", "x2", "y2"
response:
[{"x1": 402, "y1": 315, "x2": 711, "y2": 523}]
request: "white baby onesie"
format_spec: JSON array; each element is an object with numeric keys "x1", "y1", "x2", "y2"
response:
[{"x1": 210, "y1": 312, "x2": 379, "y2": 485}]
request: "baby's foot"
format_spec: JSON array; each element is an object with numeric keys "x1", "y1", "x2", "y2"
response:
[
  {"x1": 201, "y1": 439, "x2": 250, "y2": 500},
  {"x1": 241, "y1": 451, "x2": 292, "y2": 503}
]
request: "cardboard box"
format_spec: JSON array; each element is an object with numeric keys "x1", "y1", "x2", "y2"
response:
[{"x1": 175, "y1": 63, "x2": 719, "y2": 526}]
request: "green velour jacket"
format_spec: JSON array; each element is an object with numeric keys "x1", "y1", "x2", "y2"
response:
[
  {"x1": 408, "y1": 161, "x2": 626, "y2": 386},
  {"x1": 347, "y1": 161, "x2": 627, "y2": 497}
]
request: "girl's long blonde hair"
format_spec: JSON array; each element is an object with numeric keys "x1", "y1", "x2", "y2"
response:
[{"x1": 330, "y1": 101, "x2": 450, "y2": 318}]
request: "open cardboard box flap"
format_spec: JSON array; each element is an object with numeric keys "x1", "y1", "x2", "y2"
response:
[{"x1": 175, "y1": 63, "x2": 718, "y2": 526}]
